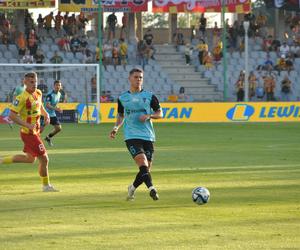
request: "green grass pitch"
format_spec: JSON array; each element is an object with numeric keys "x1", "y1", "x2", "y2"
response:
[{"x1": 0, "y1": 122, "x2": 299, "y2": 250}]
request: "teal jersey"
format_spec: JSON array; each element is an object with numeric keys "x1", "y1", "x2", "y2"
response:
[
  {"x1": 45, "y1": 90, "x2": 61, "y2": 117},
  {"x1": 13, "y1": 85, "x2": 25, "y2": 97},
  {"x1": 118, "y1": 90, "x2": 161, "y2": 142}
]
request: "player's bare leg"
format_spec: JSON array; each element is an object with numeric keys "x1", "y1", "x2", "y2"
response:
[
  {"x1": 0, "y1": 153, "x2": 35, "y2": 164},
  {"x1": 45, "y1": 124, "x2": 62, "y2": 147},
  {"x1": 38, "y1": 154, "x2": 58, "y2": 192},
  {"x1": 1, "y1": 153, "x2": 58, "y2": 192}
]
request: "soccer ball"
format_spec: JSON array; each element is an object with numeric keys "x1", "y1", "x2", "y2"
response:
[{"x1": 192, "y1": 187, "x2": 210, "y2": 205}]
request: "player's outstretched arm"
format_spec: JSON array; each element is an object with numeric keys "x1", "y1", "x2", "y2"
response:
[{"x1": 110, "y1": 113, "x2": 124, "y2": 139}]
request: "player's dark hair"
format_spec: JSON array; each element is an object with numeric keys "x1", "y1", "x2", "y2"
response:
[
  {"x1": 54, "y1": 80, "x2": 61, "y2": 85},
  {"x1": 24, "y1": 72, "x2": 37, "y2": 78},
  {"x1": 129, "y1": 68, "x2": 143, "y2": 75}
]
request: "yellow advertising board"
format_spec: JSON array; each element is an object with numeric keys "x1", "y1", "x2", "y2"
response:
[
  {"x1": 0, "y1": 0, "x2": 55, "y2": 9},
  {"x1": 2, "y1": 102, "x2": 300, "y2": 123},
  {"x1": 58, "y1": 0, "x2": 148, "y2": 12},
  {"x1": 100, "y1": 102, "x2": 300, "y2": 123}
]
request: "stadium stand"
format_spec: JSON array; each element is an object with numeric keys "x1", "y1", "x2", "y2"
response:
[{"x1": 1, "y1": 10, "x2": 300, "y2": 102}]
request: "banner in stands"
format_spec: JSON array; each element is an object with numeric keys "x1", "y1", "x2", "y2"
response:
[
  {"x1": 265, "y1": 0, "x2": 300, "y2": 10},
  {"x1": 0, "y1": 0, "x2": 55, "y2": 9},
  {"x1": 152, "y1": 0, "x2": 251, "y2": 13},
  {"x1": 59, "y1": 0, "x2": 148, "y2": 12},
  {"x1": 2, "y1": 103, "x2": 300, "y2": 123}
]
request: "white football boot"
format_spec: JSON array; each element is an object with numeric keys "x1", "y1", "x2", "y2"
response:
[
  {"x1": 126, "y1": 184, "x2": 135, "y2": 201},
  {"x1": 43, "y1": 185, "x2": 59, "y2": 192}
]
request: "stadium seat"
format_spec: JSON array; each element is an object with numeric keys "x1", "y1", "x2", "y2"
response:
[
  {"x1": 4, "y1": 51, "x2": 13, "y2": 59},
  {"x1": 9, "y1": 59, "x2": 18, "y2": 63},
  {"x1": 178, "y1": 45, "x2": 185, "y2": 53},
  {"x1": 46, "y1": 51, "x2": 53, "y2": 59},
  {"x1": 162, "y1": 84, "x2": 172, "y2": 92},
  {"x1": 144, "y1": 65, "x2": 152, "y2": 72},
  {"x1": 148, "y1": 59, "x2": 155, "y2": 66},
  {"x1": 71, "y1": 58, "x2": 79, "y2": 63},
  {"x1": 295, "y1": 58, "x2": 300, "y2": 67},
  {"x1": 232, "y1": 51, "x2": 240, "y2": 59},
  {"x1": 214, "y1": 71, "x2": 222, "y2": 78},
  {"x1": 2, "y1": 72, "x2": 10, "y2": 79},
  {"x1": 155, "y1": 77, "x2": 165, "y2": 85},
  {"x1": 8, "y1": 44, "x2": 18, "y2": 52},
  {"x1": 44, "y1": 77, "x2": 52, "y2": 86},
  {"x1": 50, "y1": 44, "x2": 59, "y2": 52},
  {"x1": 63, "y1": 71, "x2": 72, "y2": 79},
  {"x1": 0, "y1": 44, "x2": 7, "y2": 52},
  {"x1": 121, "y1": 71, "x2": 128, "y2": 78},
  {"x1": 44, "y1": 38, "x2": 54, "y2": 45},
  {"x1": 75, "y1": 52, "x2": 84, "y2": 60},
  {"x1": 258, "y1": 51, "x2": 267, "y2": 59},
  {"x1": 159, "y1": 71, "x2": 168, "y2": 78},
  {"x1": 114, "y1": 83, "x2": 125, "y2": 92},
  {"x1": 128, "y1": 44, "x2": 135, "y2": 53},
  {"x1": 115, "y1": 65, "x2": 124, "y2": 72},
  {"x1": 255, "y1": 37, "x2": 264, "y2": 46},
  {"x1": 251, "y1": 51, "x2": 259, "y2": 59},
  {"x1": 66, "y1": 52, "x2": 74, "y2": 60},
  {"x1": 289, "y1": 70, "x2": 297, "y2": 78},
  {"x1": 216, "y1": 64, "x2": 224, "y2": 71},
  {"x1": 269, "y1": 51, "x2": 277, "y2": 60}
]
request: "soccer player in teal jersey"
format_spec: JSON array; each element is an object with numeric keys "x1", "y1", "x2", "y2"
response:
[
  {"x1": 110, "y1": 68, "x2": 163, "y2": 201},
  {"x1": 13, "y1": 81, "x2": 26, "y2": 100},
  {"x1": 44, "y1": 80, "x2": 63, "y2": 147}
]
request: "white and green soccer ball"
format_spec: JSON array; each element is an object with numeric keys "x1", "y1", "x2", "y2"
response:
[{"x1": 192, "y1": 187, "x2": 210, "y2": 205}]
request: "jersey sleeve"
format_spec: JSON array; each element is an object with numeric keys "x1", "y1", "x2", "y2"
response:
[
  {"x1": 150, "y1": 94, "x2": 161, "y2": 112},
  {"x1": 117, "y1": 98, "x2": 124, "y2": 114},
  {"x1": 9, "y1": 94, "x2": 24, "y2": 114},
  {"x1": 45, "y1": 93, "x2": 52, "y2": 105},
  {"x1": 13, "y1": 87, "x2": 19, "y2": 97}
]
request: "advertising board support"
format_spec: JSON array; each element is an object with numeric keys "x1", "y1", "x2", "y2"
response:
[
  {"x1": 243, "y1": 21, "x2": 250, "y2": 102},
  {"x1": 221, "y1": 0, "x2": 228, "y2": 101}
]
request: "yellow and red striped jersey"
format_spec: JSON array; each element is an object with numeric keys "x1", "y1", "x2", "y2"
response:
[{"x1": 9, "y1": 89, "x2": 43, "y2": 135}]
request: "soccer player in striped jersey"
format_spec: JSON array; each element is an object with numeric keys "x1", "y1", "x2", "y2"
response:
[
  {"x1": 0, "y1": 72, "x2": 58, "y2": 192},
  {"x1": 110, "y1": 68, "x2": 163, "y2": 201}
]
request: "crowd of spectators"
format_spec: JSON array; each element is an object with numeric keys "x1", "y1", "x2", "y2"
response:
[
  {"x1": 1, "y1": 10, "x2": 300, "y2": 103},
  {"x1": 0, "y1": 10, "x2": 93, "y2": 62},
  {"x1": 173, "y1": 12, "x2": 300, "y2": 102},
  {"x1": 234, "y1": 69, "x2": 293, "y2": 102}
]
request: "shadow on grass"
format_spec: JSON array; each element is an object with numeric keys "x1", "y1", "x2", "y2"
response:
[{"x1": 1, "y1": 183, "x2": 299, "y2": 214}]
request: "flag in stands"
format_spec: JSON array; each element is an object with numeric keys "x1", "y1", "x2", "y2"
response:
[
  {"x1": 59, "y1": 0, "x2": 148, "y2": 12},
  {"x1": 265, "y1": 0, "x2": 300, "y2": 9},
  {"x1": 153, "y1": 0, "x2": 251, "y2": 13},
  {"x1": 0, "y1": 0, "x2": 55, "y2": 9}
]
